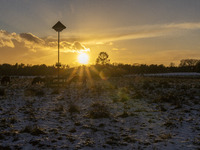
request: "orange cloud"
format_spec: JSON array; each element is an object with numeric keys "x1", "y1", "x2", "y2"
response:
[
  {"x1": 0, "y1": 30, "x2": 90, "y2": 53},
  {"x1": 0, "y1": 30, "x2": 90, "y2": 65},
  {"x1": 20, "y1": 33, "x2": 44, "y2": 44}
]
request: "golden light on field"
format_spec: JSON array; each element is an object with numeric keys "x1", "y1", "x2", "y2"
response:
[{"x1": 77, "y1": 52, "x2": 89, "y2": 64}]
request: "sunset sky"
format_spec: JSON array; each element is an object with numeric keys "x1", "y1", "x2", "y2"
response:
[{"x1": 1, "y1": 0, "x2": 200, "y2": 66}]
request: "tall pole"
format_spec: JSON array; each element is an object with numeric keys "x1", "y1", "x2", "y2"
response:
[
  {"x1": 58, "y1": 31, "x2": 60, "y2": 65},
  {"x1": 58, "y1": 31, "x2": 60, "y2": 86}
]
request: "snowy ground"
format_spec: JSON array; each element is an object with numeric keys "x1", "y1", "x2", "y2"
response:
[
  {"x1": 0, "y1": 76, "x2": 200, "y2": 150},
  {"x1": 144, "y1": 72, "x2": 200, "y2": 77}
]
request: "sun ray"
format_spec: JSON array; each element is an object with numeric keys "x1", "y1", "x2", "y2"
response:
[
  {"x1": 67, "y1": 67, "x2": 78, "y2": 83},
  {"x1": 85, "y1": 66, "x2": 94, "y2": 87}
]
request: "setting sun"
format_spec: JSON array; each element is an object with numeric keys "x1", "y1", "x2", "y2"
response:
[{"x1": 77, "y1": 53, "x2": 89, "y2": 64}]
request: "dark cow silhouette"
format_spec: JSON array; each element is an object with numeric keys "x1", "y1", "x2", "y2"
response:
[
  {"x1": 32, "y1": 77, "x2": 45, "y2": 85},
  {"x1": 1, "y1": 76, "x2": 10, "y2": 85}
]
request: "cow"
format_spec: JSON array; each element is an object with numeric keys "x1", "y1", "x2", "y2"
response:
[
  {"x1": 32, "y1": 77, "x2": 45, "y2": 85},
  {"x1": 1, "y1": 76, "x2": 10, "y2": 85}
]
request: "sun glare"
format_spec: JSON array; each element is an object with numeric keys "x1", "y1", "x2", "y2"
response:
[{"x1": 78, "y1": 53, "x2": 89, "y2": 64}]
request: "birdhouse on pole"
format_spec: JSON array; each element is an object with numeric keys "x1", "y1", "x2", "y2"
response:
[
  {"x1": 52, "y1": 21, "x2": 66, "y2": 32},
  {"x1": 52, "y1": 21, "x2": 66, "y2": 87}
]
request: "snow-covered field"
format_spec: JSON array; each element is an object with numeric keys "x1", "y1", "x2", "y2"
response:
[
  {"x1": 0, "y1": 76, "x2": 200, "y2": 150},
  {"x1": 144, "y1": 72, "x2": 200, "y2": 77}
]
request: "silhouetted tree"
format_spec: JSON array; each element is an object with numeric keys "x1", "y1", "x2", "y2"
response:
[
  {"x1": 195, "y1": 61, "x2": 200, "y2": 72},
  {"x1": 96, "y1": 52, "x2": 110, "y2": 65},
  {"x1": 169, "y1": 62, "x2": 175, "y2": 67},
  {"x1": 179, "y1": 59, "x2": 200, "y2": 72},
  {"x1": 179, "y1": 59, "x2": 199, "y2": 67}
]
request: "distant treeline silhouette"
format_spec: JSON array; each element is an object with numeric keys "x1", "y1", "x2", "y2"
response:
[{"x1": 0, "y1": 59, "x2": 200, "y2": 76}]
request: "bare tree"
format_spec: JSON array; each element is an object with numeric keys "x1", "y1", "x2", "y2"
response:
[
  {"x1": 169, "y1": 62, "x2": 175, "y2": 67},
  {"x1": 96, "y1": 52, "x2": 110, "y2": 65}
]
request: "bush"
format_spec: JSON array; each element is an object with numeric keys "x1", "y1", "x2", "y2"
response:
[
  {"x1": 51, "y1": 88, "x2": 60, "y2": 94},
  {"x1": 118, "y1": 111, "x2": 129, "y2": 118},
  {"x1": 142, "y1": 80, "x2": 151, "y2": 89},
  {"x1": 117, "y1": 87, "x2": 130, "y2": 102},
  {"x1": 24, "y1": 88, "x2": 45, "y2": 97},
  {"x1": 20, "y1": 125, "x2": 46, "y2": 136},
  {"x1": 157, "y1": 80, "x2": 171, "y2": 88},
  {"x1": 154, "y1": 92, "x2": 181, "y2": 105},
  {"x1": 132, "y1": 90, "x2": 143, "y2": 99},
  {"x1": 88, "y1": 102, "x2": 110, "y2": 119},
  {"x1": 35, "y1": 90, "x2": 45, "y2": 97},
  {"x1": 24, "y1": 88, "x2": 36, "y2": 96},
  {"x1": 0, "y1": 88, "x2": 5, "y2": 96},
  {"x1": 111, "y1": 95, "x2": 119, "y2": 103},
  {"x1": 53, "y1": 104, "x2": 65, "y2": 113},
  {"x1": 68, "y1": 103, "x2": 80, "y2": 114}
]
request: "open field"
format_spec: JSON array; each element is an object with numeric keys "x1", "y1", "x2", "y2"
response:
[{"x1": 0, "y1": 76, "x2": 200, "y2": 150}]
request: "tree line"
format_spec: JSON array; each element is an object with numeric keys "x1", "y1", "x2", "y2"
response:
[{"x1": 0, "y1": 58, "x2": 200, "y2": 77}]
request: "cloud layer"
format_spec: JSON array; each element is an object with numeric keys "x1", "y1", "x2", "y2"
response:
[
  {"x1": 1, "y1": 22, "x2": 199, "y2": 50},
  {"x1": 0, "y1": 30, "x2": 90, "y2": 52},
  {"x1": 79, "y1": 22, "x2": 200, "y2": 44}
]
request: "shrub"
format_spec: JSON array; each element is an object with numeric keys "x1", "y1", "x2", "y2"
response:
[
  {"x1": 157, "y1": 81, "x2": 171, "y2": 88},
  {"x1": 54, "y1": 104, "x2": 65, "y2": 113},
  {"x1": 118, "y1": 111, "x2": 129, "y2": 118},
  {"x1": 51, "y1": 88, "x2": 60, "y2": 94},
  {"x1": 0, "y1": 88, "x2": 5, "y2": 96},
  {"x1": 132, "y1": 90, "x2": 143, "y2": 99},
  {"x1": 159, "y1": 133, "x2": 172, "y2": 140},
  {"x1": 69, "y1": 128, "x2": 76, "y2": 133},
  {"x1": 24, "y1": 88, "x2": 36, "y2": 96},
  {"x1": 142, "y1": 80, "x2": 152, "y2": 90},
  {"x1": 90, "y1": 84, "x2": 104, "y2": 96},
  {"x1": 111, "y1": 95, "x2": 119, "y2": 103},
  {"x1": 154, "y1": 92, "x2": 181, "y2": 105},
  {"x1": 68, "y1": 103, "x2": 80, "y2": 114},
  {"x1": 88, "y1": 102, "x2": 110, "y2": 119},
  {"x1": 20, "y1": 125, "x2": 46, "y2": 136},
  {"x1": 163, "y1": 120, "x2": 177, "y2": 128},
  {"x1": 35, "y1": 90, "x2": 45, "y2": 97},
  {"x1": 9, "y1": 117, "x2": 18, "y2": 124},
  {"x1": 24, "y1": 88, "x2": 45, "y2": 97},
  {"x1": 116, "y1": 87, "x2": 130, "y2": 102},
  {"x1": 0, "y1": 145, "x2": 11, "y2": 150}
]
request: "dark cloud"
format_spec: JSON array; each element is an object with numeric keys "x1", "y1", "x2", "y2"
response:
[
  {"x1": 72, "y1": 41, "x2": 86, "y2": 50},
  {"x1": 46, "y1": 40, "x2": 90, "y2": 53},
  {"x1": 0, "y1": 30, "x2": 90, "y2": 53},
  {"x1": 20, "y1": 33, "x2": 44, "y2": 44},
  {"x1": 59, "y1": 41, "x2": 90, "y2": 53}
]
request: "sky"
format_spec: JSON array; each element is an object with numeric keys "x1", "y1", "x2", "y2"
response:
[{"x1": 1, "y1": 0, "x2": 200, "y2": 66}]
